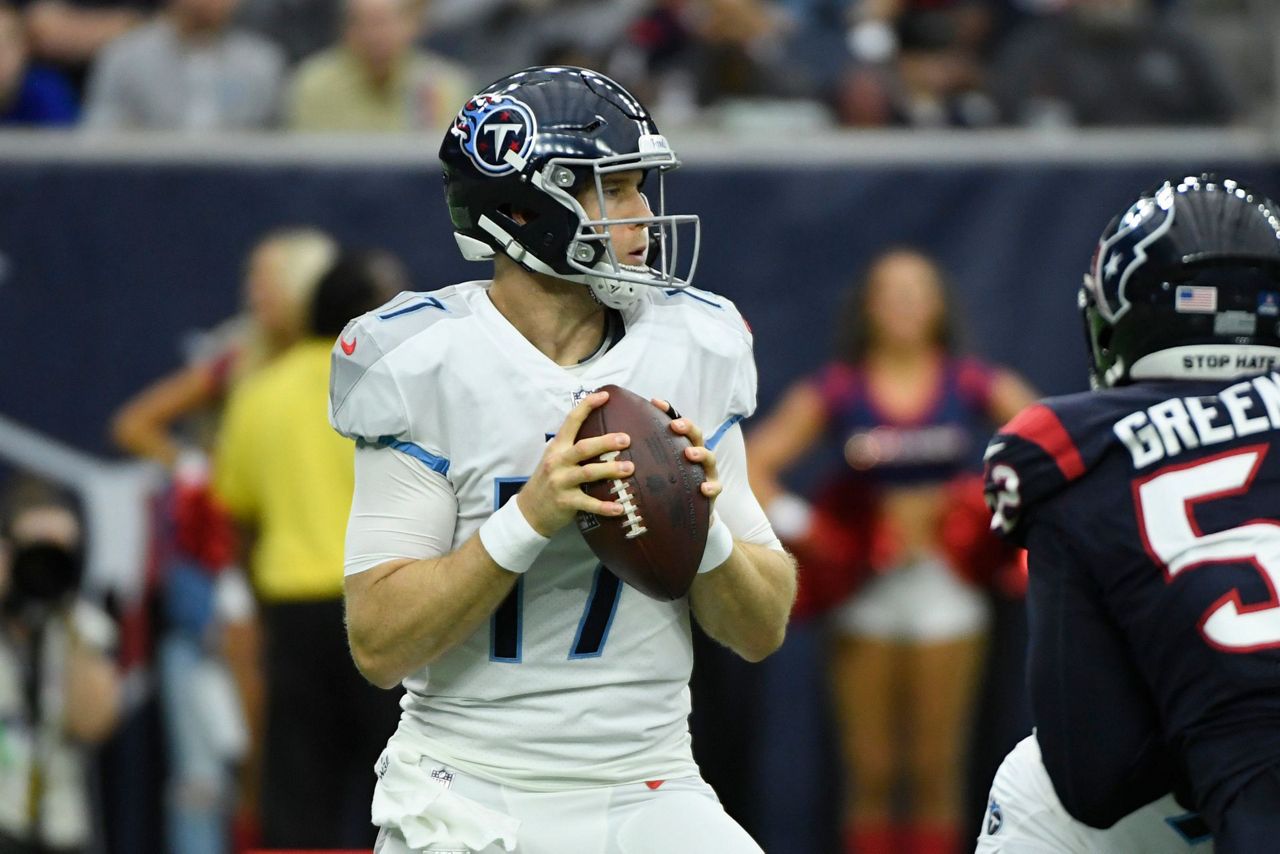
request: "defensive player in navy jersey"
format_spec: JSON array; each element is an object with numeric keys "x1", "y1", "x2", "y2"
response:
[{"x1": 982, "y1": 174, "x2": 1280, "y2": 853}]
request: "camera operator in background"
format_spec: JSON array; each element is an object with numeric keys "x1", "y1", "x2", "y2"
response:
[{"x1": 0, "y1": 478, "x2": 122, "y2": 854}]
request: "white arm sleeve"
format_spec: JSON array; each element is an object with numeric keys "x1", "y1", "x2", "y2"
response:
[
  {"x1": 710, "y1": 423, "x2": 784, "y2": 551},
  {"x1": 345, "y1": 443, "x2": 459, "y2": 576}
]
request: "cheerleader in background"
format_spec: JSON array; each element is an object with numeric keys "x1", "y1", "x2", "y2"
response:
[
  {"x1": 110, "y1": 228, "x2": 336, "y2": 854},
  {"x1": 748, "y1": 247, "x2": 1033, "y2": 854}
]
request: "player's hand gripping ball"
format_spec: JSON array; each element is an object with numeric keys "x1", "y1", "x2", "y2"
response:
[{"x1": 574, "y1": 385, "x2": 710, "y2": 600}]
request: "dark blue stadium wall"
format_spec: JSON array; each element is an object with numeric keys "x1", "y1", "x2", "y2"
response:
[
  {"x1": 4, "y1": 158, "x2": 1278, "y2": 854},
  {"x1": 6, "y1": 160, "x2": 1278, "y2": 458}
]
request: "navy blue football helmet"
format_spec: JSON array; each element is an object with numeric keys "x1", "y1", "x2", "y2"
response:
[
  {"x1": 1080, "y1": 174, "x2": 1280, "y2": 387},
  {"x1": 439, "y1": 66, "x2": 699, "y2": 309}
]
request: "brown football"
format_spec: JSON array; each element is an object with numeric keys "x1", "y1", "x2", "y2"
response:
[{"x1": 574, "y1": 384, "x2": 710, "y2": 601}]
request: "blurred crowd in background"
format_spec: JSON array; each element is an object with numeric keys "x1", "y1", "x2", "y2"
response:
[
  {"x1": 0, "y1": 0, "x2": 1273, "y2": 133},
  {"x1": 1, "y1": 235, "x2": 413, "y2": 854},
  {"x1": 0, "y1": 2, "x2": 1275, "y2": 853}
]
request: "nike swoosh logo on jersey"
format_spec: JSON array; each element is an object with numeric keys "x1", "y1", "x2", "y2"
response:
[{"x1": 340, "y1": 336, "x2": 357, "y2": 355}]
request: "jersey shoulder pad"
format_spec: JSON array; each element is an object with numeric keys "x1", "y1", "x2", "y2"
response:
[
  {"x1": 983, "y1": 391, "x2": 1107, "y2": 541},
  {"x1": 329, "y1": 287, "x2": 467, "y2": 441},
  {"x1": 709, "y1": 292, "x2": 757, "y2": 420},
  {"x1": 639, "y1": 286, "x2": 757, "y2": 424},
  {"x1": 644, "y1": 285, "x2": 753, "y2": 348}
]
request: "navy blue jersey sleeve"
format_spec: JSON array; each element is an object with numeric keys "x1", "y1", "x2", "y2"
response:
[
  {"x1": 985, "y1": 395, "x2": 1123, "y2": 544},
  {"x1": 1025, "y1": 517, "x2": 1184, "y2": 828},
  {"x1": 984, "y1": 403, "x2": 1085, "y2": 544}
]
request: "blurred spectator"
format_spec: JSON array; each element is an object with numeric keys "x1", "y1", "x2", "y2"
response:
[
  {"x1": 835, "y1": 1, "x2": 998, "y2": 127},
  {"x1": 231, "y1": 0, "x2": 337, "y2": 65},
  {"x1": 111, "y1": 227, "x2": 337, "y2": 465},
  {"x1": 111, "y1": 228, "x2": 337, "y2": 854},
  {"x1": 112, "y1": 228, "x2": 337, "y2": 466},
  {"x1": 844, "y1": 1, "x2": 993, "y2": 63},
  {"x1": 0, "y1": 1, "x2": 79, "y2": 125},
  {"x1": 0, "y1": 477, "x2": 122, "y2": 854},
  {"x1": 286, "y1": 0, "x2": 471, "y2": 133},
  {"x1": 82, "y1": 0, "x2": 284, "y2": 130},
  {"x1": 20, "y1": 0, "x2": 153, "y2": 94},
  {"x1": 989, "y1": 0, "x2": 1238, "y2": 126},
  {"x1": 211, "y1": 249, "x2": 405, "y2": 849},
  {"x1": 424, "y1": 0, "x2": 645, "y2": 93},
  {"x1": 537, "y1": 39, "x2": 603, "y2": 70},
  {"x1": 747, "y1": 249, "x2": 1034, "y2": 854},
  {"x1": 611, "y1": 0, "x2": 813, "y2": 125}
]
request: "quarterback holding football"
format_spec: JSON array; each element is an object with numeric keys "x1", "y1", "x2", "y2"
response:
[{"x1": 329, "y1": 66, "x2": 796, "y2": 854}]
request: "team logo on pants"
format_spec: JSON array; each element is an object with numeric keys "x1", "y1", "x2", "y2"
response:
[{"x1": 986, "y1": 798, "x2": 1004, "y2": 836}]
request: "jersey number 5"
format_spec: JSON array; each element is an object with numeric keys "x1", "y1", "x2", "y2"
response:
[
  {"x1": 1135, "y1": 445, "x2": 1280, "y2": 652},
  {"x1": 490, "y1": 478, "x2": 623, "y2": 663}
]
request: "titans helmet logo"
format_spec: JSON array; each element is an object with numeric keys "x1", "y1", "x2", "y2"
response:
[
  {"x1": 1088, "y1": 182, "x2": 1177, "y2": 322},
  {"x1": 449, "y1": 93, "x2": 538, "y2": 177}
]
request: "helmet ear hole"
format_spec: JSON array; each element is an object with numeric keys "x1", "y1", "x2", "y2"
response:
[{"x1": 500, "y1": 204, "x2": 539, "y2": 226}]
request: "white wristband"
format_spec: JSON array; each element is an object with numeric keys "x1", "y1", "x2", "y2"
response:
[
  {"x1": 698, "y1": 514, "x2": 735, "y2": 574},
  {"x1": 478, "y1": 498, "x2": 550, "y2": 574}
]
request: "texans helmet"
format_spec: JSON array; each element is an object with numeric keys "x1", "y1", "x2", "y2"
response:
[
  {"x1": 1080, "y1": 174, "x2": 1280, "y2": 388},
  {"x1": 439, "y1": 66, "x2": 700, "y2": 309}
]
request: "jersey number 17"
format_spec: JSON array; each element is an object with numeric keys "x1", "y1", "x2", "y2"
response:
[{"x1": 489, "y1": 478, "x2": 624, "y2": 663}]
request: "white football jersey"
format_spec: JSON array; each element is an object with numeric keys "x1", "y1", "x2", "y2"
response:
[
  {"x1": 329, "y1": 281, "x2": 758, "y2": 791},
  {"x1": 976, "y1": 734, "x2": 1213, "y2": 853}
]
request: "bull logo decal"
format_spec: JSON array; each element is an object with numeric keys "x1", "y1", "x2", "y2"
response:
[{"x1": 1088, "y1": 183, "x2": 1177, "y2": 322}]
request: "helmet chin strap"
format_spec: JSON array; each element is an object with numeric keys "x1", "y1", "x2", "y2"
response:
[
  {"x1": 1102, "y1": 357, "x2": 1127, "y2": 388},
  {"x1": 586, "y1": 273, "x2": 642, "y2": 310},
  {"x1": 455, "y1": 232, "x2": 495, "y2": 262},
  {"x1": 473, "y1": 214, "x2": 646, "y2": 309}
]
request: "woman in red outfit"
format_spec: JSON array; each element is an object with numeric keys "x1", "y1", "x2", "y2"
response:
[{"x1": 748, "y1": 248, "x2": 1034, "y2": 854}]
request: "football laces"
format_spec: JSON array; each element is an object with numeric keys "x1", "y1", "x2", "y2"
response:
[{"x1": 600, "y1": 450, "x2": 647, "y2": 538}]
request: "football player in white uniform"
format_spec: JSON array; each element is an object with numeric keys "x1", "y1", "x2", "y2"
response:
[
  {"x1": 976, "y1": 734, "x2": 1213, "y2": 853},
  {"x1": 329, "y1": 66, "x2": 797, "y2": 854}
]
